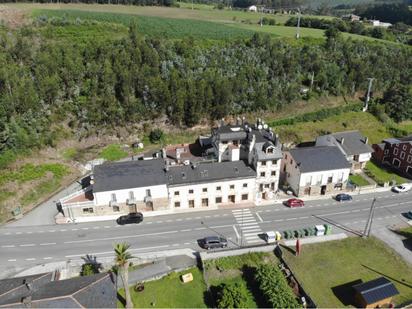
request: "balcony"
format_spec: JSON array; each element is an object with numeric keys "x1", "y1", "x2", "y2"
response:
[
  {"x1": 144, "y1": 195, "x2": 153, "y2": 203},
  {"x1": 109, "y1": 200, "x2": 118, "y2": 207},
  {"x1": 126, "y1": 198, "x2": 136, "y2": 205}
]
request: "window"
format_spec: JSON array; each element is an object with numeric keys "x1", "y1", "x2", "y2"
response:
[
  {"x1": 111, "y1": 193, "x2": 117, "y2": 202},
  {"x1": 202, "y1": 188, "x2": 207, "y2": 193},
  {"x1": 189, "y1": 200, "x2": 195, "y2": 208},
  {"x1": 394, "y1": 148, "x2": 399, "y2": 155},
  {"x1": 261, "y1": 161, "x2": 266, "y2": 166},
  {"x1": 267, "y1": 148, "x2": 274, "y2": 154},
  {"x1": 233, "y1": 140, "x2": 239, "y2": 146},
  {"x1": 327, "y1": 176, "x2": 333, "y2": 184},
  {"x1": 290, "y1": 159, "x2": 293, "y2": 164},
  {"x1": 271, "y1": 182, "x2": 275, "y2": 190},
  {"x1": 264, "y1": 184, "x2": 270, "y2": 188},
  {"x1": 174, "y1": 202, "x2": 180, "y2": 207},
  {"x1": 283, "y1": 165, "x2": 286, "y2": 172},
  {"x1": 243, "y1": 183, "x2": 248, "y2": 188},
  {"x1": 174, "y1": 191, "x2": 179, "y2": 196},
  {"x1": 230, "y1": 184, "x2": 235, "y2": 189},
  {"x1": 407, "y1": 155, "x2": 412, "y2": 163},
  {"x1": 189, "y1": 189, "x2": 194, "y2": 194},
  {"x1": 272, "y1": 160, "x2": 277, "y2": 165},
  {"x1": 403, "y1": 145, "x2": 407, "y2": 150},
  {"x1": 260, "y1": 172, "x2": 265, "y2": 177},
  {"x1": 146, "y1": 189, "x2": 151, "y2": 197},
  {"x1": 222, "y1": 141, "x2": 228, "y2": 144},
  {"x1": 113, "y1": 206, "x2": 120, "y2": 212},
  {"x1": 259, "y1": 184, "x2": 263, "y2": 191},
  {"x1": 215, "y1": 197, "x2": 222, "y2": 204},
  {"x1": 83, "y1": 207, "x2": 94, "y2": 214},
  {"x1": 384, "y1": 149, "x2": 389, "y2": 155},
  {"x1": 216, "y1": 186, "x2": 221, "y2": 191},
  {"x1": 241, "y1": 194, "x2": 248, "y2": 200},
  {"x1": 400, "y1": 152, "x2": 405, "y2": 159},
  {"x1": 271, "y1": 171, "x2": 276, "y2": 176},
  {"x1": 202, "y1": 198, "x2": 209, "y2": 207},
  {"x1": 285, "y1": 154, "x2": 288, "y2": 160}
]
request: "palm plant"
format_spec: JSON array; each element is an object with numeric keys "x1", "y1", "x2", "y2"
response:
[{"x1": 114, "y1": 242, "x2": 134, "y2": 308}]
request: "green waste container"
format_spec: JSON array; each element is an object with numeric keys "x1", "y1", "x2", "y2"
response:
[{"x1": 324, "y1": 224, "x2": 332, "y2": 235}]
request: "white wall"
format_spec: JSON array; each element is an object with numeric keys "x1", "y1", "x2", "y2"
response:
[
  {"x1": 358, "y1": 153, "x2": 371, "y2": 163},
  {"x1": 93, "y1": 184, "x2": 168, "y2": 206},
  {"x1": 299, "y1": 169, "x2": 350, "y2": 187},
  {"x1": 169, "y1": 178, "x2": 256, "y2": 209}
]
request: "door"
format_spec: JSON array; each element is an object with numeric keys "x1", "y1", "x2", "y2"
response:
[
  {"x1": 321, "y1": 185, "x2": 327, "y2": 195},
  {"x1": 129, "y1": 204, "x2": 137, "y2": 213},
  {"x1": 228, "y1": 195, "x2": 235, "y2": 203}
]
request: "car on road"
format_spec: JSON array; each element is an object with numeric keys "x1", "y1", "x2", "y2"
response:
[
  {"x1": 116, "y1": 212, "x2": 144, "y2": 225},
  {"x1": 201, "y1": 236, "x2": 228, "y2": 250},
  {"x1": 335, "y1": 193, "x2": 353, "y2": 202},
  {"x1": 286, "y1": 198, "x2": 304, "y2": 208},
  {"x1": 406, "y1": 211, "x2": 412, "y2": 220},
  {"x1": 392, "y1": 184, "x2": 411, "y2": 193}
]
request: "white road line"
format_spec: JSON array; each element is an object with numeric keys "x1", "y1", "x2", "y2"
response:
[
  {"x1": 239, "y1": 222, "x2": 260, "y2": 226},
  {"x1": 274, "y1": 219, "x2": 284, "y2": 222},
  {"x1": 255, "y1": 212, "x2": 263, "y2": 222},
  {"x1": 232, "y1": 209, "x2": 249, "y2": 213},
  {"x1": 299, "y1": 216, "x2": 309, "y2": 219},
  {"x1": 176, "y1": 219, "x2": 183, "y2": 221},
  {"x1": 204, "y1": 216, "x2": 210, "y2": 218},
  {"x1": 93, "y1": 227, "x2": 100, "y2": 229},
  {"x1": 241, "y1": 226, "x2": 262, "y2": 230},
  {"x1": 48, "y1": 230, "x2": 55, "y2": 232},
  {"x1": 233, "y1": 225, "x2": 240, "y2": 240},
  {"x1": 25, "y1": 258, "x2": 36, "y2": 261},
  {"x1": 243, "y1": 232, "x2": 260, "y2": 237},
  {"x1": 158, "y1": 221, "x2": 163, "y2": 223},
  {"x1": 172, "y1": 243, "x2": 180, "y2": 247},
  {"x1": 15, "y1": 232, "x2": 22, "y2": 235},
  {"x1": 8, "y1": 259, "x2": 17, "y2": 262},
  {"x1": 194, "y1": 227, "x2": 206, "y2": 231},
  {"x1": 40, "y1": 242, "x2": 56, "y2": 246},
  {"x1": 64, "y1": 230, "x2": 180, "y2": 244},
  {"x1": 236, "y1": 219, "x2": 257, "y2": 223},
  {"x1": 184, "y1": 242, "x2": 191, "y2": 245},
  {"x1": 20, "y1": 244, "x2": 35, "y2": 247},
  {"x1": 4, "y1": 232, "x2": 11, "y2": 235},
  {"x1": 72, "y1": 228, "x2": 79, "y2": 231},
  {"x1": 81, "y1": 228, "x2": 89, "y2": 230},
  {"x1": 181, "y1": 229, "x2": 191, "y2": 232},
  {"x1": 145, "y1": 222, "x2": 153, "y2": 224},
  {"x1": 2, "y1": 245, "x2": 15, "y2": 248},
  {"x1": 43, "y1": 257, "x2": 53, "y2": 260},
  {"x1": 26, "y1": 232, "x2": 32, "y2": 234},
  {"x1": 61, "y1": 229, "x2": 67, "y2": 232},
  {"x1": 65, "y1": 245, "x2": 171, "y2": 258},
  {"x1": 241, "y1": 228, "x2": 262, "y2": 233},
  {"x1": 222, "y1": 214, "x2": 229, "y2": 216}
]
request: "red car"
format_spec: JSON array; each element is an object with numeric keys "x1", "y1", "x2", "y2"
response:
[{"x1": 286, "y1": 198, "x2": 304, "y2": 208}]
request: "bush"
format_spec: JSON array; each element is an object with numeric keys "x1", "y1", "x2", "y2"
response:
[
  {"x1": 80, "y1": 263, "x2": 100, "y2": 276},
  {"x1": 149, "y1": 128, "x2": 164, "y2": 144},
  {"x1": 255, "y1": 264, "x2": 300, "y2": 308},
  {"x1": 216, "y1": 281, "x2": 250, "y2": 308}
]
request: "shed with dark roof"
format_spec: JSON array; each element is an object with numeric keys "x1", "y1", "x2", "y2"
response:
[{"x1": 352, "y1": 277, "x2": 399, "y2": 308}]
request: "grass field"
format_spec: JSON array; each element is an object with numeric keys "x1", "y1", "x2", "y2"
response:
[
  {"x1": 283, "y1": 237, "x2": 412, "y2": 307},
  {"x1": 99, "y1": 144, "x2": 129, "y2": 161},
  {"x1": 364, "y1": 161, "x2": 407, "y2": 186},
  {"x1": 349, "y1": 174, "x2": 370, "y2": 186},
  {"x1": 273, "y1": 111, "x2": 391, "y2": 144},
  {"x1": 118, "y1": 267, "x2": 207, "y2": 308}
]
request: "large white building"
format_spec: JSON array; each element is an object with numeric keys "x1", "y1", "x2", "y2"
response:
[
  {"x1": 281, "y1": 146, "x2": 351, "y2": 196},
  {"x1": 59, "y1": 119, "x2": 283, "y2": 222}
]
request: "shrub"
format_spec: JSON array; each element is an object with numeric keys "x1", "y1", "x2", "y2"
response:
[
  {"x1": 80, "y1": 263, "x2": 100, "y2": 276},
  {"x1": 149, "y1": 128, "x2": 164, "y2": 144},
  {"x1": 216, "y1": 281, "x2": 250, "y2": 308},
  {"x1": 255, "y1": 264, "x2": 300, "y2": 308}
]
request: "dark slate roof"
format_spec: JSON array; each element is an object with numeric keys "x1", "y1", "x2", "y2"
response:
[
  {"x1": 353, "y1": 277, "x2": 399, "y2": 304},
  {"x1": 289, "y1": 146, "x2": 351, "y2": 173},
  {"x1": 331, "y1": 131, "x2": 373, "y2": 155},
  {"x1": 93, "y1": 159, "x2": 167, "y2": 192},
  {"x1": 383, "y1": 135, "x2": 412, "y2": 145},
  {"x1": 213, "y1": 125, "x2": 247, "y2": 142},
  {"x1": 167, "y1": 160, "x2": 256, "y2": 186},
  {"x1": 0, "y1": 273, "x2": 116, "y2": 308}
]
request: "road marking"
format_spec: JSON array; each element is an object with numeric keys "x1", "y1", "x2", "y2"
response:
[
  {"x1": 181, "y1": 229, "x2": 191, "y2": 232},
  {"x1": 40, "y1": 242, "x2": 56, "y2": 246},
  {"x1": 184, "y1": 242, "x2": 191, "y2": 245},
  {"x1": 241, "y1": 226, "x2": 261, "y2": 230},
  {"x1": 232, "y1": 209, "x2": 248, "y2": 213},
  {"x1": 81, "y1": 228, "x2": 89, "y2": 230},
  {"x1": 176, "y1": 218, "x2": 183, "y2": 221},
  {"x1": 2, "y1": 245, "x2": 15, "y2": 248},
  {"x1": 194, "y1": 227, "x2": 206, "y2": 231},
  {"x1": 93, "y1": 227, "x2": 100, "y2": 229},
  {"x1": 25, "y1": 258, "x2": 36, "y2": 261},
  {"x1": 43, "y1": 257, "x2": 53, "y2": 260},
  {"x1": 233, "y1": 225, "x2": 240, "y2": 240},
  {"x1": 243, "y1": 232, "x2": 260, "y2": 237},
  {"x1": 104, "y1": 226, "x2": 110, "y2": 228},
  {"x1": 299, "y1": 216, "x2": 309, "y2": 219},
  {"x1": 158, "y1": 221, "x2": 163, "y2": 224},
  {"x1": 247, "y1": 239, "x2": 263, "y2": 243},
  {"x1": 48, "y1": 230, "x2": 55, "y2": 232},
  {"x1": 20, "y1": 244, "x2": 35, "y2": 247},
  {"x1": 239, "y1": 222, "x2": 260, "y2": 226},
  {"x1": 15, "y1": 232, "x2": 22, "y2": 235},
  {"x1": 8, "y1": 259, "x2": 17, "y2": 262},
  {"x1": 238, "y1": 218, "x2": 257, "y2": 223},
  {"x1": 72, "y1": 228, "x2": 79, "y2": 231},
  {"x1": 61, "y1": 229, "x2": 67, "y2": 232},
  {"x1": 65, "y1": 245, "x2": 171, "y2": 258},
  {"x1": 38, "y1": 231, "x2": 44, "y2": 233},
  {"x1": 274, "y1": 219, "x2": 284, "y2": 222},
  {"x1": 4, "y1": 232, "x2": 11, "y2": 235},
  {"x1": 255, "y1": 212, "x2": 263, "y2": 222},
  {"x1": 145, "y1": 222, "x2": 153, "y2": 225},
  {"x1": 172, "y1": 243, "x2": 180, "y2": 247},
  {"x1": 64, "y1": 230, "x2": 180, "y2": 244},
  {"x1": 26, "y1": 232, "x2": 32, "y2": 234}
]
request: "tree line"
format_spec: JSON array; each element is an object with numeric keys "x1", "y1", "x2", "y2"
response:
[{"x1": 0, "y1": 21, "x2": 411, "y2": 156}]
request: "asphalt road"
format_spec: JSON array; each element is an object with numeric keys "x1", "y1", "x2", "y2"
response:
[{"x1": 1, "y1": 190, "x2": 411, "y2": 276}]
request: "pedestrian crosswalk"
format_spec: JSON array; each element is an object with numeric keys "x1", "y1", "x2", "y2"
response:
[{"x1": 232, "y1": 208, "x2": 264, "y2": 244}]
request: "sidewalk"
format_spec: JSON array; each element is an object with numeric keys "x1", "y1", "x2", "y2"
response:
[{"x1": 372, "y1": 226, "x2": 412, "y2": 265}]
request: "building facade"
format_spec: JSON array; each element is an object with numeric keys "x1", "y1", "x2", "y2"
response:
[
  {"x1": 281, "y1": 146, "x2": 351, "y2": 196},
  {"x1": 372, "y1": 136, "x2": 412, "y2": 179}
]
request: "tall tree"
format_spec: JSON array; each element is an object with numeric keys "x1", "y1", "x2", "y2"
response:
[{"x1": 114, "y1": 242, "x2": 134, "y2": 309}]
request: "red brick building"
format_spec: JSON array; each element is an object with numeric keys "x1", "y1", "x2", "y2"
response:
[{"x1": 372, "y1": 135, "x2": 412, "y2": 179}]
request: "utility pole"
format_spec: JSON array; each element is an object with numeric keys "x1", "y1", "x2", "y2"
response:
[
  {"x1": 363, "y1": 78, "x2": 374, "y2": 112},
  {"x1": 363, "y1": 198, "x2": 377, "y2": 238},
  {"x1": 296, "y1": 8, "x2": 301, "y2": 39}
]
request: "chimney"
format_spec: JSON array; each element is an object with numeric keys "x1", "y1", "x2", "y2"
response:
[
  {"x1": 249, "y1": 134, "x2": 256, "y2": 153},
  {"x1": 340, "y1": 137, "x2": 345, "y2": 144},
  {"x1": 161, "y1": 148, "x2": 166, "y2": 159},
  {"x1": 275, "y1": 134, "x2": 279, "y2": 146},
  {"x1": 364, "y1": 137, "x2": 369, "y2": 144},
  {"x1": 242, "y1": 116, "x2": 245, "y2": 125}
]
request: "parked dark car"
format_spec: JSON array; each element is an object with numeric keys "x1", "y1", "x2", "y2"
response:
[
  {"x1": 201, "y1": 236, "x2": 228, "y2": 250},
  {"x1": 286, "y1": 198, "x2": 304, "y2": 208},
  {"x1": 406, "y1": 211, "x2": 412, "y2": 220},
  {"x1": 116, "y1": 212, "x2": 144, "y2": 225},
  {"x1": 335, "y1": 194, "x2": 353, "y2": 202}
]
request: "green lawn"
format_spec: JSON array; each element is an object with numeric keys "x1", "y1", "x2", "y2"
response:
[
  {"x1": 364, "y1": 161, "x2": 407, "y2": 186},
  {"x1": 99, "y1": 144, "x2": 128, "y2": 161},
  {"x1": 273, "y1": 111, "x2": 391, "y2": 144},
  {"x1": 349, "y1": 174, "x2": 370, "y2": 187},
  {"x1": 283, "y1": 237, "x2": 412, "y2": 307},
  {"x1": 118, "y1": 267, "x2": 207, "y2": 308}
]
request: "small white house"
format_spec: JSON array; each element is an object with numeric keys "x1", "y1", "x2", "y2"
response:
[
  {"x1": 315, "y1": 130, "x2": 373, "y2": 172},
  {"x1": 248, "y1": 5, "x2": 257, "y2": 12},
  {"x1": 281, "y1": 146, "x2": 351, "y2": 196}
]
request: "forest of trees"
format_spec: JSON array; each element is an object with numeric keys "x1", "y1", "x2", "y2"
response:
[
  {"x1": 0, "y1": 22, "x2": 411, "y2": 156},
  {"x1": 356, "y1": 3, "x2": 412, "y2": 26}
]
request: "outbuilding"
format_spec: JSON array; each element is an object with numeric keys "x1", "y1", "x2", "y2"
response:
[{"x1": 352, "y1": 277, "x2": 399, "y2": 308}]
